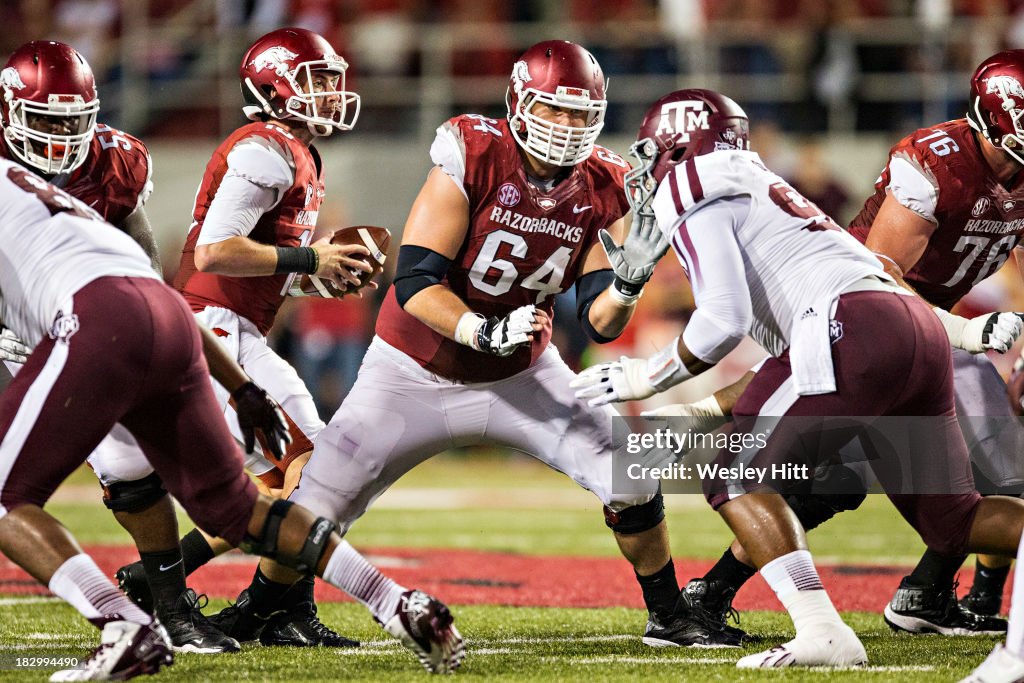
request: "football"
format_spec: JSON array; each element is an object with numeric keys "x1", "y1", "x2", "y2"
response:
[{"x1": 290, "y1": 225, "x2": 391, "y2": 298}]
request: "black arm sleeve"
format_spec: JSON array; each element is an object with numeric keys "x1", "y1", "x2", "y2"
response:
[
  {"x1": 575, "y1": 268, "x2": 618, "y2": 344},
  {"x1": 393, "y1": 244, "x2": 454, "y2": 308}
]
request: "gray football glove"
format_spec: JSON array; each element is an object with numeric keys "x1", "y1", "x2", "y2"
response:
[{"x1": 599, "y1": 213, "x2": 670, "y2": 302}]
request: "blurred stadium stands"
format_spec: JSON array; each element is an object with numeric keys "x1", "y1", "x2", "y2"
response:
[{"x1": 6, "y1": 0, "x2": 1024, "y2": 415}]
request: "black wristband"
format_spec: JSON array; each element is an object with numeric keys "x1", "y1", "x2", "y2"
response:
[
  {"x1": 612, "y1": 276, "x2": 645, "y2": 298},
  {"x1": 274, "y1": 246, "x2": 318, "y2": 275}
]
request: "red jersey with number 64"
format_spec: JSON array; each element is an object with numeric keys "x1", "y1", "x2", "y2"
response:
[
  {"x1": 0, "y1": 122, "x2": 153, "y2": 230},
  {"x1": 376, "y1": 114, "x2": 630, "y2": 382},
  {"x1": 848, "y1": 118, "x2": 1024, "y2": 310}
]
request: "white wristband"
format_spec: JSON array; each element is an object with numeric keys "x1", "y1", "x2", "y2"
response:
[
  {"x1": 607, "y1": 283, "x2": 642, "y2": 306},
  {"x1": 646, "y1": 337, "x2": 694, "y2": 391},
  {"x1": 455, "y1": 312, "x2": 485, "y2": 350},
  {"x1": 688, "y1": 394, "x2": 725, "y2": 418},
  {"x1": 932, "y1": 306, "x2": 966, "y2": 348}
]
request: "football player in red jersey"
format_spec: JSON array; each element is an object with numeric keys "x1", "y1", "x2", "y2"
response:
[
  {"x1": 112, "y1": 28, "x2": 388, "y2": 649},
  {"x1": 0, "y1": 41, "x2": 246, "y2": 654},
  {"x1": 214, "y1": 39, "x2": 739, "y2": 649}
]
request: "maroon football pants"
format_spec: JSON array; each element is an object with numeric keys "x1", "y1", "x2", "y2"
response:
[
  {"x1": 0, "y1": 276, "x2": 257, "y2": 545},
  {"x1": 706, "y1": 290, "x2": 981, "y2": 557}
]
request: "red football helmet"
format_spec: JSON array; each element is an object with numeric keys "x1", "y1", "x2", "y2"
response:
[
  {"x1": 505, "y1": 40, "x2": 607, "y2": 166},
  {"x1": 967, "y1": 50, "x2": 1024, "y2": 165},
  {"x1": 240, "y1": 27, "x2": 360, "y2": 136},
  {"x1": 0, "y1": 41, "x2": 99, "y2": 175},
  {"x1": 625, "y1": 89, "x2": 749, "y2": 216}
]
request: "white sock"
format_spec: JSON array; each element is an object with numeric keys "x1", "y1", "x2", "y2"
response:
[
  {"x1": 1006, "y1": 534, "x2": 1024, "y2": 658},
  {"x1": 760, "y1": 549, "x2": 842, "y2": 634},
  {"x1": 321, "y1": 540, "x2": 405, "y2": 621},
  {"x1": 48, "y1": 554, "x2": 151, "y2": 626}
]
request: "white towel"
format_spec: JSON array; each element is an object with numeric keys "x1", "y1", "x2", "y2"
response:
[{"x1": 789, "y1": 294, "x2": 837, "y2": 396}]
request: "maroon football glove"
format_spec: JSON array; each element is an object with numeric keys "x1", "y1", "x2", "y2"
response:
[{"x1": 231, "y1": 381, "x2": 292, "y2": 459}]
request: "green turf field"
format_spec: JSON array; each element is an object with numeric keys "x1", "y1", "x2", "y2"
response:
[{"x1": 0, "y1": 453, "x2": 1000, "y2": 681}]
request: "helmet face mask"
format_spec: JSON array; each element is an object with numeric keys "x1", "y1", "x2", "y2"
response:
[
  {"x1": 240, "y1": 28, "x2": 360, "y2": 137},
  {"x1": 506, "y1": 41, "x2": 607, "y2": 166},
  {"x1": 0, "y1": 42, "x2": 99, "y2": 175},
  {"x1": 967, "y1": 50, "x2": 1024, "y2": 166}
]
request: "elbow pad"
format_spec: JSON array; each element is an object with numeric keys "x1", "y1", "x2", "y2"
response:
[
  {"x1": 575, "y1": 269, "x2": 617, "y2": 343},
  {"x1": 393, "y1": 245, "x2": 453, "y2": 308},
  {"x1": 682, "y1": 310, "x2": 748, "y2": 364}
]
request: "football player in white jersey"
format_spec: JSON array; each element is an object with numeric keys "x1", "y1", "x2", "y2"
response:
[
  {"x1": 0, "y1": 158, "x2": 463, "y2": 680},
  {"x1": 573, "y1": 88, "x2": 1024, "y2": 669}
]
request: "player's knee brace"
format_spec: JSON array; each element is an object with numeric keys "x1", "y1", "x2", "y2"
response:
[
  {"x1": 101, "y1": 472, "x2": 168, "y2": 513},
  {"x1": 784, "y1": 490, "x2": 866, "y2": 532},
  {"x1": 240, "y1": 499, "x2": 336, "y2": 574},
  {"x1": 604, "y1": 493, "x2": 665, "y2": 534}
]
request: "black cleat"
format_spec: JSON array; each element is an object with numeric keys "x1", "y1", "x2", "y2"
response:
[
  {"x1": 961, "y1": 585, "x2": 1004, "y2": 618},
  {"x1": 163, "y1": 589, "x2": 241, "y2": 654},
  {"x1": 883, "y1": 577, "x2": 1007, "y2": 636},
  {"x1": 643, "y1": 585, "x2": 744, "y2": 648},
  {"x1": 260, "y1": 602, "x2": 360, "y2": 647},
  {"x1": 207, "y1": 589, "x2": 281, "y2": 643},
  {"x1": 681, "y1": 578, "x2": 750, "y2": 644},
  {"x1": 115, "y1": 562, "x2": 153, "y2": 615}
]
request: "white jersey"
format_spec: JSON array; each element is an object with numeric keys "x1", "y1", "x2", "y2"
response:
[
  {"x1": 0, "y1": 159, "x2": 157, "y2": 347},
  {"x1": 652, "y1": 150, "x2": 886, "y2": 358}
]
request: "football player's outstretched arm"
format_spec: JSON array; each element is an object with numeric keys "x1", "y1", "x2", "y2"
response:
[
  {"x1": 121, "y1": 206, "x2": 163, "y2": 276},
  {"x1": 573, "y1": 200, "x2": 748, "y2": 406},
  {"x1": 868, "y1": 191, "x2": 1023, "y2": 353},
  {"x1": 397, "y1": 167, "x2": 546, "y2": 354}
]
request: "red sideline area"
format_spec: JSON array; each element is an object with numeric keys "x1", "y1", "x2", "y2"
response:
[{"x1": 0, "y1": 546, "x2": 999, "y2": 613}]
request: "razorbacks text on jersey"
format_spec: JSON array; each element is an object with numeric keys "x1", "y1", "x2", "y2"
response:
[
  {"x1": 848, "y1": 119, "x2": 1024, "y2": 311},
  {"x1": 376, "y1": 114, "x2": 631, "y2": 382},
  {"x1": 172, "y1": 122, "x2": 325, "y2": 335},
  {"x1": 653, "y1": 149, "x2": 885, "y2": 359}
]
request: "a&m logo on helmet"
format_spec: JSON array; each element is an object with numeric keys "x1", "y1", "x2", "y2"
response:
[
  {"x1": 251, "y1": 46, "x2": 299, "y2": 78},
  {"x1": 986, "y1": 75, "x2": 1024, "y2": 111},
  {"x1": 0, "y1": 67, "x2": 25, "y2": 101},
  {"x1": 655, "y1": 100, "x2": 709, "y2": 143},
  {"x1": 511, "y1": 60, "x2": 532, "y2": 95}
]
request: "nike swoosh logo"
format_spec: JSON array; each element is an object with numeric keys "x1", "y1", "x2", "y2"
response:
[
  {"x1": 159, "y1": 559, "x2": 183, "y2": 572},
  {"x1": 572, "y1": 204, "x2": 592, "y2": 214}
]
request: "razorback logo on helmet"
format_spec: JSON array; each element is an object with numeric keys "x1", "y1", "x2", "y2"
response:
[
  {"x1": 655, "y1": 100, "x2": 709, "y2": 142},
  {"x1": 986, "y1": 75, "x2": 1024, "y2": 109},
  {"x1": 511, "y1": 60, "x2": 532, "y2": 95},
  {"x1": 251, "y1": 46, "x2": 299, "y2": 77},
  {"x1": 0, "y1": 67, "x2": 25, "y2": 97}
]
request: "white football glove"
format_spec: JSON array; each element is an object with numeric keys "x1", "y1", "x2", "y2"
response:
[
  {"x1": 571, "y1": 356, "x2": 656, "y2": 407},
  {"x1": 934, "y1": 309, "x2": 1024, "y2": 354},
  {"x1": 600, "y1": 213, "x2": 670, "y2": 304},
  {"x1": 0, "y1": 327, "x2": 29, "y2": 364},
  {"x1": 456, "y1": 304, "x2": 537, "y2": 356}
]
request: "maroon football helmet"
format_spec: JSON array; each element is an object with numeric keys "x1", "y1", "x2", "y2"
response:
[
  {"x1": 625, "y1": 89, "x2": 749, "y2": 216},
  {"x1": 967, "y1": 50, "x2": 1024, "y2": 165},
  {"x1": 505, "y1": 40, "x2": 607, "y2": 166},
  {"x1": 0, "y1": 41, "x2": 99, "y2": 175},
  {"x1": 240, "y1": 27, "x2": 360, "y2": 136}
]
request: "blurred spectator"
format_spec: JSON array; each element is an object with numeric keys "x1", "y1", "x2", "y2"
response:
[
  {"x1": 788, "y1": 136, "x2": 852, "y2": 224},
  {"x1": 49, "y1": 0, "x2": 119, "y2": 79}
]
